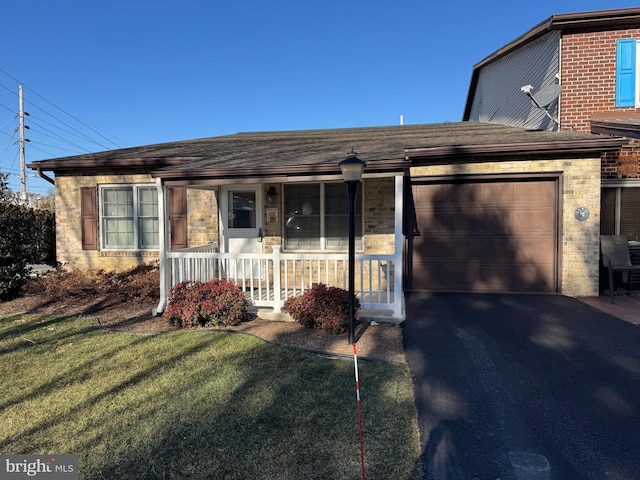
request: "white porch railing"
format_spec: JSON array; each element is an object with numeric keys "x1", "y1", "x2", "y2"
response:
[{"x1": 163, "y1": 244, "x2": 404, "y2": 320}]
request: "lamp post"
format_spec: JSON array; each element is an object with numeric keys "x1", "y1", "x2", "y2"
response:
[{"x1": 339, "y1": 151, "x2": 365, "y2": 345}]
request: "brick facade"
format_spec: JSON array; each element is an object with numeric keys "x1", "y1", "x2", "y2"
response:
[
  {"x1": 55, "y1": 174, "x2": 159, "y2": 271},
  {"x1": 186, "y1": 188, "x2": 219, "y2": 247},
  {"x1": 55, "y1": 176, "x2": 396, "y2": 272},
  {"x1": 363, "y1": 178, "x2": 395, "y2": 254},
  {"x1": 560, "y1": 28, "x2": 640, "y2": 179},
  {"x1": 55, "y1": 175, "x2": 221, "y2": 271}
]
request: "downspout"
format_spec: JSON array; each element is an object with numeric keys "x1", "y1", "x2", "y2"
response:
[
  {"x1": 154, "y1": 177, "x2": 169, "y2": 315},
  {"x1": 35, "y1": 168, "x2": 55, "y2": 185}
]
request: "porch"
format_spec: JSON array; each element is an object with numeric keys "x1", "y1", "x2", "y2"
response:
[{"x1": 159, "y1": 244, "x2": 404, "y2": 321}]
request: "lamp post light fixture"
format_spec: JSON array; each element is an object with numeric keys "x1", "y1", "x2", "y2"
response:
[{"x1": 339, "y1": 151, "x2": 366, "y2": 345}]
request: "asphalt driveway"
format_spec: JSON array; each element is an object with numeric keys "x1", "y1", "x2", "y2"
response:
[{"x1": 403, "y1": 292, "x2": 640, "y2": 480}]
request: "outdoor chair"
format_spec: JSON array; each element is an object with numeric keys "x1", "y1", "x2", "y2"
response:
[{"x1": 600, "y1": 235, "x2": 640, "y2": 303}]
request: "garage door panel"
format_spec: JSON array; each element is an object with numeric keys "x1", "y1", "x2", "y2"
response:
[
  {"x1": 411, "y1": 260, "x2": 553, "y2": 292},
  {"x1": 514, "y1": 181, "x2": 555, "y2": 203},
  {"x1": 516, "y1": 237, "x2": 556, "y2": 263},
  {"x1": 409, "y1": 178, "x2": 558, "y2": 293},
  {"x1": 479, "y1": 182, "x2": 515, "y2": 203},
  {"x1": 418, "y1": 206, "x2": 516, "y2": 234},
  {"x1": 510, "y1": 207, "x2": 555, "y2": 233}
]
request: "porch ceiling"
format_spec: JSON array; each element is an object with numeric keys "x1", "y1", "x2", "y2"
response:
[{"x1": 28, "y1": 122, "x2": 626, "y2": 182}]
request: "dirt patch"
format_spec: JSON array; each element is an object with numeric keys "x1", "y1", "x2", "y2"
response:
[{"x1": 0, "y1": 292, "x2": 406, "y2": 364}]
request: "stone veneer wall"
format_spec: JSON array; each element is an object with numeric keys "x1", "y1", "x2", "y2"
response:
[{"x1": 410, "y1": 157, "x2": 602, "y2": 297}]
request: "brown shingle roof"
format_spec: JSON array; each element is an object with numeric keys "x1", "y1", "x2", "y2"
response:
[{"x1": 28, "y1": 122, "x2": 625, "y2": 182}]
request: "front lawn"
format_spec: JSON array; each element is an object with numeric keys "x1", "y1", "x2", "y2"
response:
[{"x1": 0, "y1": 313, "x2": 421, "y2": 479}]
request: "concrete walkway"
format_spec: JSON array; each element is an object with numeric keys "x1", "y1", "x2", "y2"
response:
[{"x1": 578, "y1": 293, "x2": 640, "y2": 327}]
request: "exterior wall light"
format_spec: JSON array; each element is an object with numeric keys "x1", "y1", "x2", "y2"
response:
[{"x1": 265, "y1": 186, "x2": 278, "y2": 204}]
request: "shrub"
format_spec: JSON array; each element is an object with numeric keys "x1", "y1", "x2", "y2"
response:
[
  {"x1": 0, "y1": 255, "x2": 30, "y2": 301},
  {"x1": 24, "y1": 262, "x2": 160, "y2": 302},
  {"x1": 0, "y1": 173, "x2": 56, "y2": 301},
  {"x1": 162, "y1": 279, "x2": 249, "y2": 328},
  {"x1": 0, "y1": 175, "x2": 32, "y2": 300},
  {"x1": 282, "y1": 283, "x2": 360, "y2": 335}
]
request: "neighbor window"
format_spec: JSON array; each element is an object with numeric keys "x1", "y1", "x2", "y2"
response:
[
  {"x1": 601, "y1": 183, "x2": 640, "y2": 241},
  {"x1": 100, "y1": 185, "x2": 159, "y2": 249},
  {"x1": 284, "y1": 183, "x2": 363, "y2": 250},
  {"x1": 616, "y1": 39, "x2": 640, "y2": 107}
]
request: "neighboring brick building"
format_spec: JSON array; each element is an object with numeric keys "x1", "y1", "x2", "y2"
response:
[{"x1": 464, "y1": 7, "x2": 640, "y2": 289}]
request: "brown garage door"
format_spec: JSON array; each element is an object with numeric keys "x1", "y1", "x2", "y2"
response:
[{"x1": 407, "y1": 177, "x2": 558, "y2": 293}]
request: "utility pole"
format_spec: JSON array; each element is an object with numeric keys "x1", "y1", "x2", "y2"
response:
[{"x1": 17, "y1": 85, "x2": 29, "y2": 203}]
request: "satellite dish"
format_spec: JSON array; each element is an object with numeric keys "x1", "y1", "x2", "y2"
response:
[
  {"x1": 520, "y1": 83, "x2": 562, "y2": 126},
  {"x1": 530, "y1": 84, "x2": 562, "y2": 108}
]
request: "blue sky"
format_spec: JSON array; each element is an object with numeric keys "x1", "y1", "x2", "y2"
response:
[{"x1": 1, "y1": 1, "x2": 639, "y2": 195}]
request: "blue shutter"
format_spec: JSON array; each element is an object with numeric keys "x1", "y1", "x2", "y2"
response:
[{"x1": 616, "y1": 39, "x2": 636, "y2": 107}]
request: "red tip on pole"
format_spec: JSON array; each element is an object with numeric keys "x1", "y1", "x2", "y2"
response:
[{"x1": 353, "y1": 342, "x2": 366, "y2": 480}]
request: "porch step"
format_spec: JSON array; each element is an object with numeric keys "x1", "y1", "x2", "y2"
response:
[{"x1": 248, "y1": 307, "x2": 401, "y2": 324}]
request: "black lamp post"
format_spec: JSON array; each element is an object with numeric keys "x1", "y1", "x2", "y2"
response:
[{"x1": 339, "y1": 151, "x2": 366, "y2": 345}]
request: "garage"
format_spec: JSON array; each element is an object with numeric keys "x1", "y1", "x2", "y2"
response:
[{"x1": 406, "y1": 176, "x2": 559, "y2": 293}]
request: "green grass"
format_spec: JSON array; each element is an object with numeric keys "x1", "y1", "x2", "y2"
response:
[{"x1": 0, "y1": 313, "x2": 422, "y2": 479}]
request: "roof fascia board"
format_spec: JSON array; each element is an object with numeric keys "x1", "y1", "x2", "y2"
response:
[
  {"x1": 151, "y1": 160, "x2": 409, "y2": 180},
  {"x1": 472, "y1": 8, "x2": 640, "y2": 73},
  {"x1": 406, "y1": 138, "x2": 627, "y2": 160},
  {"x1": 161, "y1": 171, "x2": 395, "y2": 187},
  {"x1": 463, "y1": 15, "x2": 554, "y2": 120},
  {"x1": 590, "y1": 121, "x2": 640, "y2": 139},
  {"x1": 26, "y1": 157, "x2": 192, "y2": 171}
]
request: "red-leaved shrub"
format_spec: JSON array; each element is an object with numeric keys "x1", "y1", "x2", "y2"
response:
[
  {"x1": 282, "y1": 283, "x2": 360, "y2": 334},
  {"x1": 162, "y1": 279, "x2": 249, "y2": 328}
]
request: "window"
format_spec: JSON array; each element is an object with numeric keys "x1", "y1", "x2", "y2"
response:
[
  {"x1": 284, "y1": 183, "x2": 363, "y2": 250},
  {"x1": 100, "y1": 185, "x2": 159, "y2": 249},
  {"x1": 601, "y1": 183, "x2": 640, "y2": 241},
  {"x1": 616, "y1": 39, "x2": 640, "y2": 107},
  {"x1": 227, "y1": 190, "x2": 256, "y2": 228}
]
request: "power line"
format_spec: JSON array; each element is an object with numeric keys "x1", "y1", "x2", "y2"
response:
[
  {"x1": 27, "y1": 117, "x2": 94, "y2": 153},
  {"x1": 0, "y1": 68, "x2": 124, "y2": 153},
  {"x1": 25, "y1": 99, "x2": 115, "y2": 151}
]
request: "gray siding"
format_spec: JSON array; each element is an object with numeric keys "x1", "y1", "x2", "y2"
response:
[{"x1": 468, "y1": 30, "x2": 561, "y2": 131}]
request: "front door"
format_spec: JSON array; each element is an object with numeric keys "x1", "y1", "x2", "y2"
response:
[{"x1": 220, "y1": 185, "x2": 264, "y2": 255}]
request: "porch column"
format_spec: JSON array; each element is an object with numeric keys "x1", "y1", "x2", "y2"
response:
[
  {"x1": 155, "y1": 178, "x2": 169, "y2": 315},
  {"x1": 271, "y1": 245, "x2": 283, "y2": 312},
  {"x1": 393, "y1": 174, "x2": 405, "y2": 320}
]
